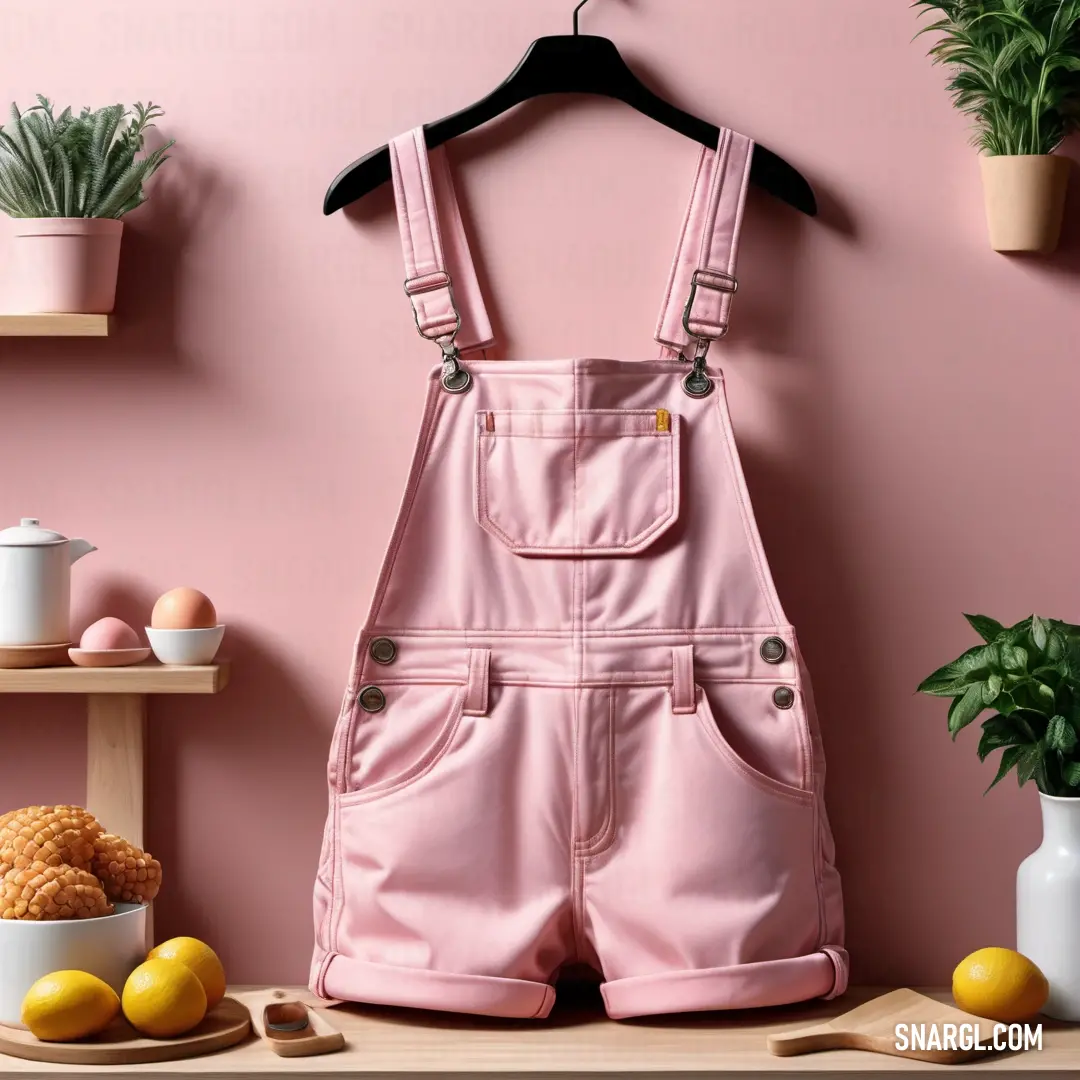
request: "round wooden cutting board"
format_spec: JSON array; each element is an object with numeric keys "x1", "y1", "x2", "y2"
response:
[{"x1": 0, "y1": 996, "x2": 251, "y2": 1065}]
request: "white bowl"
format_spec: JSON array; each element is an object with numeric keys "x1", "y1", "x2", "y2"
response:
[
  {"x1": 145, "y1": 625, "x2": 225, "y2": 665},
  {"x1": 0, "y1": 902, "x2": 147, "y2": 1026}
]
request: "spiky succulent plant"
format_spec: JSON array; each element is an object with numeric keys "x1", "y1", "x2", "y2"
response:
[
  {"x1": 0, "y1": 96, "x2": 173, "y2": 218},
  {"x1": 914, "y1": 0, "x2": 1080, "y2": 154}
]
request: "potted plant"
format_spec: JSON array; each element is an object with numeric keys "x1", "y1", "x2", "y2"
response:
[
  {"x1": 0, "y1": 97, "x2": 173, "y2": 314},
  {"x1": 918, "y1": 613, "x2": 1080, "y2": 1019},
  {"x1": 914, "y1": 0, "x2": 1080, "y2": 253}
]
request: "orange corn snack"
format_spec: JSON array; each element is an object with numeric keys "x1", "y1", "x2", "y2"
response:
[
  {"x1": 0, "y1": 861, "x2": 113, "y2": 920},
  {"x1": 0, "y1": 805, "x2": 102, "y2": 877},
  {"x1": 92, "y1": 834, "x2": 162, "y2": 905}
]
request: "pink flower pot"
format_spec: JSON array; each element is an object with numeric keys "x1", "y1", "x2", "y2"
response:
[{"x1": 9, "y1": 218, "x2": 124, "y2": 313}]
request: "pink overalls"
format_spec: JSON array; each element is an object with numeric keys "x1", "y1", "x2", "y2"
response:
[{"x1": 311, "y1": 126, "x2": 847, "y2": 1020}]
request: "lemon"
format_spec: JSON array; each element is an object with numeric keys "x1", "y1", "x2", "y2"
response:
[
  {"x1": 953, "y1": 947, "x2": 1049, "y2": 1022},
  {"x1": 148, "y1": 937, "x2": 226, "y2": 1010},
  {"x1": 21, "y1": 970, "x2": 120, "y2": 1042},
  {"x1": 122, "y1": 959, "x2": 206, "y2": 1037}
]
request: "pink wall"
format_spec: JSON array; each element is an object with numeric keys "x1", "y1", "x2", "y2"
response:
[{"x1": 1, "y1": 0, "x2": 1078, "y2": 989}]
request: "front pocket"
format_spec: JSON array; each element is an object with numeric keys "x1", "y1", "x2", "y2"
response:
[
  {"x1": 474, "y1": 409, "x2": 681, "y2": 556},
  {"x1": 695, "y1": 681, "x2": 813, "y2": 804},
  {"x1": 342, "y1": 682, "x2": 465, "y2": 803}
]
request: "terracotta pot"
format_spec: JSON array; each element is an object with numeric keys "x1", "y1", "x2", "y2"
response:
[
  {"x1": 9, "y1": 218, "x2": 123, "y2": 313},
  {"x1": 979, "y1": 154, "x2": 1071, "y2": 254}
]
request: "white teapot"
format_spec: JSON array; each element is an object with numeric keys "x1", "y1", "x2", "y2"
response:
[{"x1": 0, "y1": 518, "x2": 96, "y2": 646}]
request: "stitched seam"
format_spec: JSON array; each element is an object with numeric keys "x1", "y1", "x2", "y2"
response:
[
  {"x1": 655, "y1": 143, "x2": 708, "y2": 347},
  {"x1": 390, "y1": 140, "x2": 417, "y2": 278},
  {"x1": 727, "y1": 137, "x2": 755, "y2": 278},
  {"x1": 687, "y1": 129, "x2": 733, "y2": 335},
  {"x1": 813, "y1": 794, "x2": 827, "y2": 949},
  {"x1": 365, "y1": 376, "x2": 446, "y2": 629},
  {"x1": 528, "y1": 987, "x2": 554, "y2": 1019},
  {"x1": 327, "y1": 792, "x2": 344, "y2": 956},
  {"x1": 576, "y1": 689, "x2": 618, "y2": 857},
  {"x1": 434, "y1": 143, "x2": 495, "y2": 352},
  {"x1": 700, "y1": 129, "x2": 730, "y2": 271},
  {"x1": 793, "y1": 668, "x2": 813, "y2": 793},
  {"x1": 413, "y1": 127, "x2": 444, "y2": 271},
  {"x1": 361, "y1": 626, "x2": 798, "y2": 637},
  {"x1": 568, "y1": 360, "x2": 584, "y2": 964},
  {"x1": 479, "y1": 431, "x2": 670, "y2": 439},
  {"x1": 569, "y1": 684, "x2": 585, "y2": 962},
  {"x1": 712, "y1": 388, "x2": 783, "y2": 623},
  {"x1": 358, "y1": 674, "x2": 793, "y2": 687}
]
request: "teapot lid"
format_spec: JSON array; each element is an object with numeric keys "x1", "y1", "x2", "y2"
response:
[{"x1": 0, "y1": 518, "x2": 69, "y2": 546}]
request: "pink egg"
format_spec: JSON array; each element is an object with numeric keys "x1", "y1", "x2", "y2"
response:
[{"x1": 80, "y1": 617, "x2": 140, "y2": 651}]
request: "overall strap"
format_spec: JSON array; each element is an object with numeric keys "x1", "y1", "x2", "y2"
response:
[
  {"x1": 389, "y1": 128, "x2": 494, "y2": 363},
  {"x1": 654, "y1": 129, "x2": 755, "y2": 363}
]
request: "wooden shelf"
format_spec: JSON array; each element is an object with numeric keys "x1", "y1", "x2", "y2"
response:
[
  {"x1": 0, "y1": 661, "x2": 229, "y2": 854},
  {"x1": 0, "y1": 313, "x2": 110, "y2": 336},
  {"x1": 0, "y1": 660, "x2": 229, "y2": 694},
  {"x1": 1, "y1": 986, "x2": 1076, "y2": 1077}
]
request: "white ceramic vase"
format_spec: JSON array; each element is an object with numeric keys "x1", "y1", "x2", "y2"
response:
[{"x1": 1017, "y1": 792, "x2": 1080, "y2": 1020}]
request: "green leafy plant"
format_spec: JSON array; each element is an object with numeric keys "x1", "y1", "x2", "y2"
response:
[
  {"x1": 914, "y1": 0, "x2": 1080, "y2": 154},
  {"x1": 918, "y1": 614, "x2": 1080, "y2": 795},
  {"x1": 0, "y1": 96, "x2": 173, "y2": 219}
]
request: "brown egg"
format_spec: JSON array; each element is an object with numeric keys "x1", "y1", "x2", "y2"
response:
[{"x1": 151, "y1": 588, "x2": 217, "y2": 630}]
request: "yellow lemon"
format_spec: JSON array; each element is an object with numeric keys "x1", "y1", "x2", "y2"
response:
[
  {"x1": 122, "y1": 959, "x2": 206, "y2": 1037},
  {"x1": 953, "y1": 947, "x2": 1049, "y2": 1023},
  {"x1": 148, "y1": 937, "x2": 226, "y2": 1010},
  {"x1": 21, "y1": 970, "x2": 120, "y2": 1042}
]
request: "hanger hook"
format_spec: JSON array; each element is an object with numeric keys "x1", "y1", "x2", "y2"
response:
[{"x1": 572, "y1": 0, "x2": 593, "y2": 35}]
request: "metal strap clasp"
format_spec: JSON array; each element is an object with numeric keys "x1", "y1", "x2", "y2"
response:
[
  {"x1": 679, "y1": 270, "x2": 738, "y2": 399},
  {"x1": 681, "y1": 269, "x2": 738, "y2": 341},
  {"x1": 403, "y1": 273, "x2": 471, "y2": 394}
]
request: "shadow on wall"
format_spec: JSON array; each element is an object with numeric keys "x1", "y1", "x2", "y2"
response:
[
  {"x1": 146, "y1": 617, "x2": 329, "y2": 981},
  {"x1": 0, "y1": 150, "x2": 232, "y2": 377},
  {"x1": 726, "y1": 180, "x2": 886, "y2": 984},
  {"x1": 71, "y1": 576, "x2": 329, "y2": 982},
  {"x1": 1019, "y1": 136, "x2": 1080, "y2": 277}
]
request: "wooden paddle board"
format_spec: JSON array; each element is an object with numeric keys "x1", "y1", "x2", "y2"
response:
[
  {"x1": 0, "y1": 996, "x2": 250, "y2": 1065},
  {"x1": 768, "y1": 988, "x2": 1020, "y2": 1064}
]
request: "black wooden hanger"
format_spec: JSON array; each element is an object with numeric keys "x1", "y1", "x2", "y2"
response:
[{"x1": 323, "y1": 0, "x2": 816, "y2": 217}]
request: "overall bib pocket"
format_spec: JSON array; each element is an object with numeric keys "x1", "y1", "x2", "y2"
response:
[{"x1": 474, "y1": 409, "x2": 681, "y2": 556}]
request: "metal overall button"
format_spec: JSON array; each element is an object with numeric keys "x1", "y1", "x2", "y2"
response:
[
  {"x1": 357, "y1": 685, "x2": 386, "y2": 713},
  {"x1": 773, "y1": 686, "x2": 795, "y2": 710},
  {"x1": 369, "y1": 637, "x2": 397, "y2": 665},
  {"x1": 681, "y1": 339, "x2": 716, "y2": 399},
  {"x1": 682, "y1": 367, "x2": 713, "y2": 399},
  {"x1": 441, "y1": 365, "x2": 472, "y2": 394},
  {"x1": 760, "y1": 636, "x2": 787, "y2": 664},
  {"x1": 440, "y1": 342, "x2": 472, "y2": 394}
]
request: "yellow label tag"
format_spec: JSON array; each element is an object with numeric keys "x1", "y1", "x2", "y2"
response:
[{"x1": 655, "y1": 409, "x2": 671, "y2": 432}]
